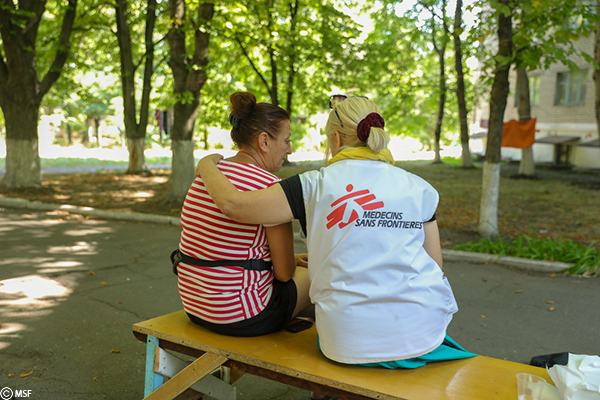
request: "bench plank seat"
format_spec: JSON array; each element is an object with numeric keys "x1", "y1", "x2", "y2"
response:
[{"x1": 133, "y1": 310, "x2": 554, "y2": 400}]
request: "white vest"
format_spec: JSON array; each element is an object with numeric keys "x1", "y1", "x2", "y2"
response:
[{"x1": 299, "y1": 159, "x2": 458, "y2": 364}]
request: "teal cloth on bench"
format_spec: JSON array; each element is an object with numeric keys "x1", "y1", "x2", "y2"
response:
[{"x1": 319, "y1": 334, "x2": 477, "y2": 369}]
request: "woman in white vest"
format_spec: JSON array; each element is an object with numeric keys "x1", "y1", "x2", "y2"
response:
[{"x1": 195, "y1": 95, "x2": 476, "y2": 370}]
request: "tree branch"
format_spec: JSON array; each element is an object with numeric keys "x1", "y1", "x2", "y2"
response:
[
  {"x1": 234, "y1": 35, "x2": 271, "y2": 96},
  {"x1": 38, "y1": 0, "x2": 78, "y2": 100},
  {"x1": 139, "y1": 0, "x2": 158, "y2": 130},
  {"x1": 193, "y1": 2, "x2": 214, "y2": 66},
  {"x1": 153, "y1": 53, "x2": 169, "y2": 73}
]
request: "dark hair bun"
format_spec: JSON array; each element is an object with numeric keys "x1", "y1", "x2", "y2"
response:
[{"x1": 230, "y1": 92, "x2": 257, "y2": 120}]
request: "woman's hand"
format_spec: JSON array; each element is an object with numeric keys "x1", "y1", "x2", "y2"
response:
[
  {"x1": 295, "y1": 253, "x2": 308, "y2": 268},
  {"x1": 195, "y1": 154, "x2": 224, "y2": 177}
]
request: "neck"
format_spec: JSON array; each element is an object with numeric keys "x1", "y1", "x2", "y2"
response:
[{"x1": 228, "y1": 149, "x2": 265, "y2": 169}]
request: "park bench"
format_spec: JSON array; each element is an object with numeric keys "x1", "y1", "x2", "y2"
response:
[{"x1": 132, "y1": 310, "x2": 554, "y2": 400}]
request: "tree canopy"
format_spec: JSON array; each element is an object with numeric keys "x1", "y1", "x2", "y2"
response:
[{"x1": 1, "y1": 0, "x2": 598, "y2": 192}]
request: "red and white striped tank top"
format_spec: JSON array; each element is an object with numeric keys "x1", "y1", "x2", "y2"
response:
[{"x1": 177, "y1": 160, "x2": 280, "y2": 324}]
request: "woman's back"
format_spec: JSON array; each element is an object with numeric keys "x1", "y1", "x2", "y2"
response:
[
  {"x1": 178, "y1": 160, "x2": 280, "y2": 324},
  {"x1": 299, "y1": 159, "x2": 457, "y2": 364}
]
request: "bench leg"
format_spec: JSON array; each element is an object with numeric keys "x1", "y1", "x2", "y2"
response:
[
  {"x1": 143, "y1": 352, "x2": 228, "y2": 400},
  {"x1": 154, "y1": 347, "x2": 236, "y2": 400},
  {"x1": 145, "y1": 336, "x2": 164, "y2": 397}
]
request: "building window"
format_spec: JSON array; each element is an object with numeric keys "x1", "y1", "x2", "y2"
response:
[
  {"x1": 555, "y1": 69, "x2": 587, "y2": 106},
  {"x1": 515, "y1": 75, "x2": 540, "y2": 107}
]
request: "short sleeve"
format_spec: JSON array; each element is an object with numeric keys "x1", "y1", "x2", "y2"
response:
[{"x1": 278, "y1": 175, "x2": 307, "y2": 236}]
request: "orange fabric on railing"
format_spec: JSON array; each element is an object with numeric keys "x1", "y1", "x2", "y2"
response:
[{"x1": 502, "y1": 118, "x2": 536, "y2": 148}]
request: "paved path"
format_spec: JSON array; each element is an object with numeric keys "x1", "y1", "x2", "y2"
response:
[{"x1": 0, "y1": 207, "x2": 598, "y2": 400}]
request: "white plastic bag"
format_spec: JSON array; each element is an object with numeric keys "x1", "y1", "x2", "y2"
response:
[{"x1": 547, "y1": 354, "x2": 600, "y2": 400}]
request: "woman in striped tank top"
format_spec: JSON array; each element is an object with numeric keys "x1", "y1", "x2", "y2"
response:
[{"x1": 176, "y1": 92, "x2": 312, "y2": 337}]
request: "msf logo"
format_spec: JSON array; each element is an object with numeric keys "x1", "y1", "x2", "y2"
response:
[
  {"x1": 326, "y1": 184, "x2": 384, "y2": 229},
  {"x1": 1, "y1": 388, "x2": 33, "y2": 399}
]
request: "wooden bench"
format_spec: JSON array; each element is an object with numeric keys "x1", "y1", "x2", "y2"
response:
[{"x1": 132, "y1": 310, "x2": 554, "y2": 400}]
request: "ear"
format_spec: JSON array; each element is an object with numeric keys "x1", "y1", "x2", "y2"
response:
[
  {"x1": 334, "y1": 130, "x2": 343, "y2": 147},
  {"x1": 257, "y1": 132, "x2": 270, "y2": 153}
]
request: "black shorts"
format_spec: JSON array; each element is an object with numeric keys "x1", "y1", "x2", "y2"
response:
[{"x1": 186, "y1": 278, "x2": 297, "y2": 337}]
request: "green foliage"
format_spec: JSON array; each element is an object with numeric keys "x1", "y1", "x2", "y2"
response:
[
  {"x1": 290, "y1": 119, "x2": 307, "y2": 152},
  {"x1": 205, "y1": 0, "x2": 361, "y2": 116},
  {"x1": 350, "y1": 0, "x2": 472, "y2": 146},
  {"x1": 470, "y1": 0, "x2": 599, "y2": 79},
  {"x1": 455, "y1": 231, "x2": 600, "y2": 276},
  {"x1": 5, "y1": 0, "x2": 598, "y2": 157},
  {"x1": 42, "y1": 0, "x2": 171, "y2": 128}
]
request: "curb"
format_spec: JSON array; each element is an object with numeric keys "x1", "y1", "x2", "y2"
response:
[
  {"x1": 441, "y1": 249, "x2": 573, "y2": 273},
  {"x1": 1, "y1": 196, "x2": 572, "y2": 273},
  {"x1": 0, "y1": 196, "x2": 182, "y2": 226}
]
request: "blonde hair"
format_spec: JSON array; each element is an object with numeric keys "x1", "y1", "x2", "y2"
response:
[{"x1": 324, "y1": 96, "x2": 390, "y2": 161}]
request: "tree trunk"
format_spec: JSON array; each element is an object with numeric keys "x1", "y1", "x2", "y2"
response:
[
  {"x1": 0, "y1": 0, "x2": 77, "y2": 188},
  {"x1": 203, "y1": 126, "x2": 208, "y2": 150},
  {"x1": 171, "y1": 140, "x2": 195, "y2": 201},
  {"x1": 453, "y1": 0, "x2": 473, "y2": 168},
  {"x1": 433, "y1": 60, "x2": 445, "y2": 164},
  {"x1": 1, "y1": 102, "x2": 42, "y2": 188},
  {"x1": 94, "y1": 117, "x2": 101, "y2": 143},
  {"x1": 286, "y1": 63, "x2": 295, "y2": 115},
  {"x1": 516, "y1": 68, "x2": 535, "y2": 176},
  {"x1": 115, "y1": 0, "x2": 157, "y2": 174},
  {"x1": 269, "y1": 46, "x2": 279, "y2": 107},
  {"x1": 430, "y1": 4, "x2": 448, "y2": 165},
  {"x1": 167, "y1": 0, "x2": 214, "y2": 204},
  {"x1": 267, "y1": 0, "x2": 278, "y2": 106},
  {"x1": 594, "y1": 0, "x2": 600, "y2": 151},
  {"x1": 67, "y1": 124, "x2": 72, "y2": 144},
  {"x1": 83, "y1": 119, "x2": 90, "y2": 144},
  {"x1": 478, "y1": 2, "x2": 512, "y2": 238},
  {"x1": 127, "y1": 138, "x2": 146, "y2": 173}
]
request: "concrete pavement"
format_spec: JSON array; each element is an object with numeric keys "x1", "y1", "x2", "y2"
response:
[{"x1": 0, "y1": 205, "x2": 599, "y2": 400}]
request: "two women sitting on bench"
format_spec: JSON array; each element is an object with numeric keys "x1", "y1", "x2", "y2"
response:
[{"x1": 186, "y1": 93, "x2": 476, "y2": 376}]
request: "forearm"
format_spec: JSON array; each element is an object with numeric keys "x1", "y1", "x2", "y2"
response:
[
  {"x1": 265, "y1": 222, "x2": 296, "y2": 282},
  {"x1": 423, "y1": 220, "x2": 443, "y2": 270},
  {"x1": 196, "y1": 155, "x2": 295, "y2": 225},
  {"x1": 195, "y1": 156, "x2": 243, "y2": 219}
]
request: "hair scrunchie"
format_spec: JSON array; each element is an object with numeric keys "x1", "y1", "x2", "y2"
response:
[
  {"x1": 356, "y1": 112, "x2": 385, "y2": 142},
  {"x1": 229, "y1": 113, "x2": 240, "y2": 129}
]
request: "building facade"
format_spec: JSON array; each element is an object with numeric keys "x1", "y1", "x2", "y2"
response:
[{"x1": 471, "y1": 35, "x2": 600, "y2": 169}]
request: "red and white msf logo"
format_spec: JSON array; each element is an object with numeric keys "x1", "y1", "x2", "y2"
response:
[{"x1": 326, "y1": 184, "x2": 384, "y2": 229}]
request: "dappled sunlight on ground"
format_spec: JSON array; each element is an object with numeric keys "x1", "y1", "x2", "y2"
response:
[
  {"x1": 0, "y1": 210, "x2": 106, "y2": 276},
  {"x1": 0, "y1": 274, "x2": 76, "y2": 351},
  {"x1": 133, "y1": 191, "x2": 153, "y2": 198},
  {"x1": 0, "y1": 207, "x2": 183, "y2": 396},
  {"x1": 47, "y1": 240, "x2": 98, "y2": 252}
]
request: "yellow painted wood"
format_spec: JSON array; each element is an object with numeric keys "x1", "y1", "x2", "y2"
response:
[
  {"x1": 143, "y1": 352, "x2": 227, "y2": 400},
  {"x1": 134, "y1": 310, "x2": 554, "y2": 400}
]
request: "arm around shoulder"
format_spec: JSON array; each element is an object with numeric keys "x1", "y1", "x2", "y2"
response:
[{"x1": 195, "y1": 154, "x2": 295, "y2": 225}]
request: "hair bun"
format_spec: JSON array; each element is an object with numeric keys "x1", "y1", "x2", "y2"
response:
[
  {"x1": 230, "y1": 92, "x2": 257, "y2": 121},
  {"x1": 357, "y1": 112, "x2": 385, "y2": 142}
]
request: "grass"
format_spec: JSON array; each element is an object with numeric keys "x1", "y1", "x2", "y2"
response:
[
  {"x1": 455, "y1": 231, "x2": 600, "y2": 276},
  {"x1": 0, "y1": 156, "x2": 172, "y2": 170}
]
